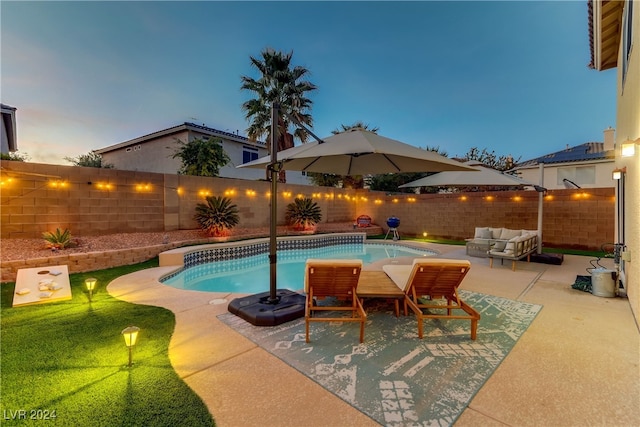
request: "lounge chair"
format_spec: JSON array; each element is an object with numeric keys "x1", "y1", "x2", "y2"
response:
[
  {"x1": 382, "y1": 259, "x2": 480, "y2": 340},
  {"x1": 304, "y1": 259, "x2": 367, "y2": 343}
]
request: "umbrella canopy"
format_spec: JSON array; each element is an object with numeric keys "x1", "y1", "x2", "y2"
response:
[
  {"x1": 239, "y1": 129, "x2": 476, "y2": 175},
  {"x1": 399, "y1": 161, "x2": 535, "y2": 188}
]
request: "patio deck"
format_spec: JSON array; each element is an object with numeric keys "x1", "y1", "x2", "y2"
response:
[{"x1": 107, "y1": 243, "x2": 639, "y2": 427}]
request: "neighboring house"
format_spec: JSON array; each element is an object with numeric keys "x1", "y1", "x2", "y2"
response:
[
  {"x1": 94, "y1": 122, "x2": 312, "y2": 185},
  {"x1": 589, "y1": 0, "x2": 639, "y2": 323},
  {"x1": 1, "y1": 103, "x2": 17, "y2": 154},
  {"x1": 511, "y1": 128, "x2": 616, "y2": 190}
]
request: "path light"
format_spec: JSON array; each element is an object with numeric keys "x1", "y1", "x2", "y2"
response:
[
  {"x1": 121, "y1": 326, "x2": 140, "y2": 367},
  {"x1": 85, "y1": 277, "x2": 97, "y2": 302}
]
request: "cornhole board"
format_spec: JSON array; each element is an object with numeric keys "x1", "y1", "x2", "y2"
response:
[{"x1": 13, "y1": 265, "x2": 72, "y2": 307}]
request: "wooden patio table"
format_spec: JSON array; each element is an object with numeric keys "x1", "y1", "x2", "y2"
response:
[{"x1": 357, "y1": 270, "x2": 405, "y2": 317}]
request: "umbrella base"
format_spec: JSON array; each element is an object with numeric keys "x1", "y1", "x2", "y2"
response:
[{"x1": 228, "y1": 289, "x2": 306, "y2": 326}]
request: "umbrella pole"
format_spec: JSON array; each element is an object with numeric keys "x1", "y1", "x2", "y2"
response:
[{"x1": 268, "y1": 103, "x2": 280, "y2": 303}]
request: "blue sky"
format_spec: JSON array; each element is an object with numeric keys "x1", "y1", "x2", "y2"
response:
[{"x1": 2, "y1": 1, "x2": 617, "y2": 166}]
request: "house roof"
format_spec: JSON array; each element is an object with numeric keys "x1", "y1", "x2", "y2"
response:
[
  {"x1": 513, "y1": 142, "x2": 615, "y2": 169},
  {"x1": 95, "y1": 122, "x2": 265, "y2": 154},
  {"x1": 588, "y1": 0, "x2": 624, "y2": 70},
  {"x1": 1, "y1": 103, "x2": 18, "y2": 152}
]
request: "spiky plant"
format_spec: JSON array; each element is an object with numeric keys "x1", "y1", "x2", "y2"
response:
[
  {"x1": 42, "y1": 228, "x2": 72, "y2": 249},
  {"x1": 285, "y1": 198, "x2": 322, "y2": 230},
  {"x1": 194, "y1": 196, "x2": 240, "y2": 237}
]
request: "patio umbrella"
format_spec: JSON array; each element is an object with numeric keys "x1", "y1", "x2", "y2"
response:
[
  {"x1": 240, "y1": 129, "x2": 475, "y2": 175},
  {"x1": 399, "y1": 161, "x2": 544, "y2": 255},
  {"x1": 398, "y1": 161, "x2": 534, "y2": 188},
  {"x1": 230, "y1": 105, "x2": 477, "y2": 326}
]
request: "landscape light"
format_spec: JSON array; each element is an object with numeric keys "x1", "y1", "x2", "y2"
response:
[
  {"x1": 85, "y1": 278, "x2": 97, "y2": 302},
  {"x1": 121, "y1": 326, "x2": 140, "y2": 367}
]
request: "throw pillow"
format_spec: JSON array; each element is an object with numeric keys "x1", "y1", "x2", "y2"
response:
[
  {"x1": 478, "y1": 228, "x2": 492, "y2": 239},
  {"x1": 493, "y1": 240, "x2": 507, "y2": 251},
  {"x1": 499, "y1": 228, "x2": 521, "y2": 240},
  {"x1": 475, "y1": 227, "x2": 490, "y2": 239}
]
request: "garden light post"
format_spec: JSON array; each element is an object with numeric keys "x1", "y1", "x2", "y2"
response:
[
  {"x1": 85, "y1": 278, "x2": 97, "y2": 302},
  {"x1": 121, "y1": 326, "x2": 140, "y2": 367}
]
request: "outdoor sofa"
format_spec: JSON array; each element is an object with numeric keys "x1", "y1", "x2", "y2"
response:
[{"x1": 466, "y1": 227, "x2": 538, "y2": 271}]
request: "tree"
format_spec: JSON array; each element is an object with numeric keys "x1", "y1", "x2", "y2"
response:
[
  {"x1": 461, "y1": 147, "x2": 520, "y2": 172},
  {"x1": 307, "y1": 173, "x2": 342, "y2": 187},
  {"x1": 368, "y1": 146, "x2": 448, "y2": 192},
  {"x1": 64, "y1": 151, "x2": 113, "y2": 168},
  {"x1": 1, "y1": 151, "x2": 29, "y2": 161},
  {"x1": 172, "y1": 137, "x2": 230, "y2": 177},
  {"x1": 241, "y1": 48, "x2": 317, "y2": 182},
  {"x1": 331, "y1": 121, "x2": 379, "y2": 135},
  {"x1": 194, "y1": 196, "x2": 240, "y2": 237}
]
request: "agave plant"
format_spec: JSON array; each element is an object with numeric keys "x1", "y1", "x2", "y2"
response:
[
  {"x1": 285, "y1": 197, "x2": 322, "y2": 231},
  {"x1": 194, "y1": 196, "x2": 240, "y2": 237},
  {"x1": 42, "y1": 228, "x2": 72, "y2": 249}
]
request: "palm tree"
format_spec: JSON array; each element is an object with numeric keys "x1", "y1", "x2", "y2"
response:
[
  {"x1": 241, "y1": 48, "x2": 317, "y2": 154},
  {"x1": 331, "y1": 121, "x2": 380, "y2": 135}
]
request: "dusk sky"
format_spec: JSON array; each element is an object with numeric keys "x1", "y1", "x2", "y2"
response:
[{"x1": 2, "y1": 1, "x2": 617, "y2": 166}]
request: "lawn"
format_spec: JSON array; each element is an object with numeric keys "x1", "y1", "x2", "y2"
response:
[{"x1": 0, "y1": 258, "x2": 214, "y2": 426}]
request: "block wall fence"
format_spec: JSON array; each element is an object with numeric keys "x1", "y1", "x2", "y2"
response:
[{"x1": 1, "y1": 160, "x2": 614, "y2": 251}]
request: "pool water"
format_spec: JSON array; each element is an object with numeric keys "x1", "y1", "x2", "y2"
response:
[{"x1": 162, "y1": 243, "x2": 436, "y2": 293}]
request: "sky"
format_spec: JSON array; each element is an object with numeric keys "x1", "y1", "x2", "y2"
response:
[{"x1": 1, "y1": 1, "x2": 618, "y2": 166}]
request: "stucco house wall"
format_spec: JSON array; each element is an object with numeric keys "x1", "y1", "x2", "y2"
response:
[
  {"x1": 95, "y1": 123, "x2": 312, "y2": 185},
  {"x1": 589, "y1": 0, "x2": 640, "y2": 324},
  {"x1": 612, "y1": 1, "x2": 639, "y2": 324}
]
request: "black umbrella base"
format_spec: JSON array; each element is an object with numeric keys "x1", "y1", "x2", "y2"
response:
[{"x1": 228, "y1": 289, "x2": 306, "y2": 326}]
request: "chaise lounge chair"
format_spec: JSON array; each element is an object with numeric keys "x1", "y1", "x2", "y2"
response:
[
  {"x1": 382, "y1": 259, "x2": 480, "y2": 340},
  {"x1": 304, "y1": 259, "x2": 367, "y2": 343}
]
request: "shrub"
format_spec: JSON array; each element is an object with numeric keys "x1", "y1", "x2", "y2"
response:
[
  {"x1": 194, "y1": 196, "x2": 240, "y2": 237},
  {"x1": 285, "y1": 198, "x2": 322, "y2": 230},
  {"x1": 42, "y1": 228, "x2": 73, "y2": 249}
]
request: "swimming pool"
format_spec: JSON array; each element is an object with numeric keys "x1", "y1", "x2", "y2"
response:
[{"x1": 161, "y1": 242, "x2": 436, "y2": 293}]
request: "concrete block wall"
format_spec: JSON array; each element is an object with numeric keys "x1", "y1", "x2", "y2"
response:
[{"x1": 1, "y1": 160, "x2": 614, "y2": 252}]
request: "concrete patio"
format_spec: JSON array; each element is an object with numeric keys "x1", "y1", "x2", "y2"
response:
[{"x1": 107, "y1": 243, "x2": 639, "y2": 426}]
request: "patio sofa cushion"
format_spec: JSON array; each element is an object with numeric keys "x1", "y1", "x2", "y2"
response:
[
  {"x1": 499, "y1": 228, "x2": 522, "y2": 241},
  {"x1": 488, "y1": 232, "x2": 538, "y2": 271},
  {"x1": 466, "y1": 227, "x2": 539, "y2": 259},
  {"x1": 475, "y1": 227, "x2": 492, "y2": 239}
]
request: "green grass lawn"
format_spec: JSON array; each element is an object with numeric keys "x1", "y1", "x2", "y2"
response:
[{"x1": 0, "y1": 259, "x2": 214, "y2": 426}]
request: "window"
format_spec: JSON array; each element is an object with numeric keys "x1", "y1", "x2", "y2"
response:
[
  {"x1": 557, "y1": 166, "x2": 596, "y2": 186},
  {"x1": 242, "y1": 146, "x2": 259, "y2": 164}
]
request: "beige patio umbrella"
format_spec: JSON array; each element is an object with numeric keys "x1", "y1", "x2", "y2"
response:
[
  {"x1": 399, "y1": 161, "x2": 545, "y2": 255},
  {"x1": 231, "y1": 106, "x2": 476, "y2": 326},
  {"x1": 398, "y1": 161, "x2": 534, "y2": 188},
  {"x1": 240, "y1": 128, "x2": 476, "y2": 175}
]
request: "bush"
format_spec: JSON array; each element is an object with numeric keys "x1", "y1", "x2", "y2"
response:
[
  {"x1": 285, "y1": 198, "x2": 322, "y2": 230},
  {"x1": 42, "y1": 228, "x2": 73, "y2": 249},
  {"x1": 194, "y1": 196, "x2": 240, "y2": 237}
]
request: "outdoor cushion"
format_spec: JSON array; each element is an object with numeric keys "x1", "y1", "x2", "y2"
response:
[
  {"x1": 490, "y1": 228, "x2": 503, "y2": 239},
  {"x1": 477, "y1": 228, "x2": 492, "y2": 239},
  {"x1": 499, "y1": 228, "x2": 521, "y2": 240},
  {"x1": 493, "y1": 240, "x2": 507, "y2": 251},
  {"x1": 474, "y1": 227, "x2": 491, "y2": 239}
]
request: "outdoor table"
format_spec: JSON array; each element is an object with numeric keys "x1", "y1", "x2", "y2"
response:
[{"x1": 357, "y1": 271, "x2": 405, "y2": 317}]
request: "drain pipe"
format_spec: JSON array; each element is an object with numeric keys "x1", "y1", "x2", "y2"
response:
[{"x1": 536, "y1": 163, "x2": 544, "y2": 254}]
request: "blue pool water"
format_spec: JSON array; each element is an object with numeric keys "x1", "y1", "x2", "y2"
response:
[{"x1": 162, "y1": 243, "x2": 436, "y2": 293}]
